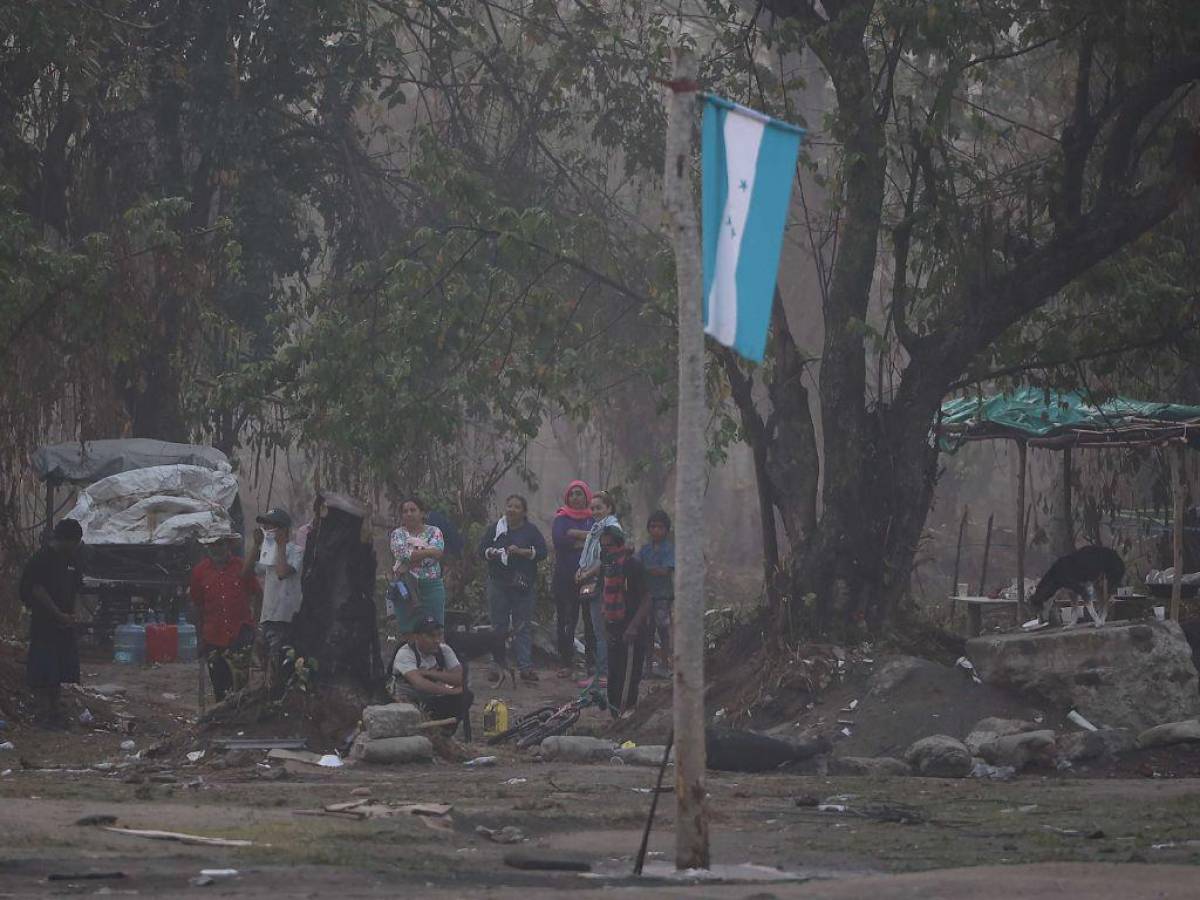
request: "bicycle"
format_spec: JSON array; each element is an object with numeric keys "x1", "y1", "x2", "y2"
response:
[{"x1": 487, "y1": 678, "x2": 608, "y2": 748}]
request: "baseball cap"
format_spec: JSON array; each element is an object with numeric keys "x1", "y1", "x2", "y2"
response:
[
  {"x1": 412, "y1": 616, "x2": 443, "y2": 635},
  {"x1": 256, "y1": 507, "x2": 293, "y2": 528}
]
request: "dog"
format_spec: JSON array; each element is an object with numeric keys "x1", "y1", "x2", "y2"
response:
[
  {"x1": 444, "y1": 625, "x2": 517, "y2": 689},
  {"x1": 1029, "y1": 545, "x2": 1125, "y2": 626}
]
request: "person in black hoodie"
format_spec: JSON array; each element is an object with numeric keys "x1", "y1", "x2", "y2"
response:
[{"x1": 479, "y1": 494, "x2": 548, "y2": 684}]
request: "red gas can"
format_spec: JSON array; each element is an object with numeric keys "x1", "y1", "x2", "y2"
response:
[{"x1": 145, "y1": 623, "x2": 179, "y2": 663}]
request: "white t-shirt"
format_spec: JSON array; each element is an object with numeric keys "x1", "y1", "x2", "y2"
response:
[
  {"x1": 393, "y1": 642, "x2": 460, "y2": 676},
  {"x1": 257, "y1": 537, "x2": 305, "y2": 624}
]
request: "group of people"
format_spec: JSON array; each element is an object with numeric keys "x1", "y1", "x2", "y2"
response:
[
  {"x1": 20, "y1": 480, "x2": 675, "y2": 728},
  {"x1": 385, "y1": 481, "x2": 676, "y2": 717},
  {"x1": 188, "y1": 507, "x2": 304, "y2": 701}
]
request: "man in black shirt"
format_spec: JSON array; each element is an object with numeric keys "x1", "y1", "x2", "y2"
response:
[
  {"x1": 20, "y1": 518, "x2": 84, "y2": 726},
  {"x1": 597, "y1": 525, "x2": 651, "y2": 716}
]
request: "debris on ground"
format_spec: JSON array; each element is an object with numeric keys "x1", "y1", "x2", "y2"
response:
[
  {"x1": 295, "y1": 799, "x2": 452, "y2": 821},
  {"x1": 476, "y1": 824, "x2": 527, "y2": 844},
  {"x1": 74, "y1": 814, "x2": 119, "y2": 827},
  {"x1": 102, "y1": 827, "x2": 253, "y2": 847}
]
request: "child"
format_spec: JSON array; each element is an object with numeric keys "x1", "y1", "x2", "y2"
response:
[{"x1": 637, "y1": 510, "x2": 674, "y2": 678}]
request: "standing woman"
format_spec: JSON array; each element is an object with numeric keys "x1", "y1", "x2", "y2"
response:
[
  {"x1": 551, "y1": 480, "x2": 594, "y2": 677},
  {"x1": 575, "y1": 490, "x2": 620, "y2": 687},
  {"x1": 479, "y1": 494, "x2": 548, "y2": 684},
  {"x1": 390, "y1": 496, "x2": 446, "y2": 633}
]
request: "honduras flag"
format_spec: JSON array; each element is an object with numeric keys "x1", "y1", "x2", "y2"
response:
[{"x1": 702, "y1": 95, "x2": 804, "y2": 363}]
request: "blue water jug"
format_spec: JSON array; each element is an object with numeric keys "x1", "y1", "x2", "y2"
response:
[
  {"x1": 114, "y1": 615, "x2": 145, "y2": 665},
  {"x1": 177, "y1": 614, "x2": 198, "y2": 662}
]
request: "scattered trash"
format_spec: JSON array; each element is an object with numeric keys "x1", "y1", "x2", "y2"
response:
[
  {"x1": 75, "y1": 814, "x2": 119, "y2": 827},
  {"x1": 840, "y1": 727, "x2": 852, "y2": 737},
  {"x1": 46, "y1": 872, "x2": 126, "y2": 882},
  {"x1": 102, "y1": 827, "x2": 253, "y2": 847},
  {"x1": 266, "y1": 749, "x2": 326, "y2": 767},
  {"x1": 1067, "y1": 709, "x2": 1099, "y2": 732},
  {"x1": 955, "y1": 656, "x2": 983, "y2": 683},
  {"x1": 351, "y1": 787, "x2": 372, "y2": 797},
  {"x1": 79, "y1": 709, "x2": 95, "y2": 726},
  {"x1": 119, "y1": 740, "x2": 136, "y2": 752},
  {"x1": 217, "y1": 737, "x2": 305, "y2": 751},
  {"x1": 631, "y1": 786, "x2": 673, "y2": 794},
  {"x1": 971, "y1": 761, "x2": 1016, "y2": 781},
  {"x1": 294, "y1": 800, "x2": 452, "y2": 821},
  {"x1": 818, "y1": 803, "x2": 847, "y2": 813},
  {"x1": 190, "y1": 875, "x2": 215, "y2": 887},
  {"x1": 1151, "y1": 840, "x2": 1200, "y2": 850},
  {"x1": 199, "y1": 869, "x2": 238, "y2": 878},
  {"x1": 476, "y1": 824, "x2": 527, "y2": 844},
  {"x1": 0, "y1": 741, "x2": 14, "y2": 752},
  {"x1": 186, "y1": 750, "x2": 206, "y2": 763},
  {"x1": 840, "y1": 700, "x2": 859, "y2": 712},
  {"x1": 1, "y1": 769, "x2": 12, "y2": 776},
  {"x1": 620, "y1": 740, "x2": 637, "y2": 749},
  {"x1": 713, "y1": 708, "x2": 727, "y2": 720},
  {"x1": 161, "y1": 692, "x2": 178, "y2": 700},
  {"x1": 317, "y1": 754, "x2": 344, "y2": 768},
  {"x1": 464, "y1": 756, "x2": 498, "y2": 768},
  {"x1": 501, "y1": 777, "x2": 528, "y2": 785}
]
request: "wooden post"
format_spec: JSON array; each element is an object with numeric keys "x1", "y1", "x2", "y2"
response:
[
  {"x1": 662, "y1": 45, "x2": 710, "y2": 872},
  {"x1": 951, "y1": 506, "x2": 969, "y2": 596},
  {"x1": 1016, "y1": 441, "x2": 1028, "y2": 622},
  {"x1": 978, "y1": 513, "x2": 994, "y2": 596},
  {"x1": 1171, "y1": 446, "x2": 1185, "y2": 622},
  {"x1": 1057, "y1": 447, "x2": 1074, "y2": 556}
]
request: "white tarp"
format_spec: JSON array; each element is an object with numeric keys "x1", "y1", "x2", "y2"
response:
[{"x1": 68, "y1": 464, "x2": 239, "y2": 545}]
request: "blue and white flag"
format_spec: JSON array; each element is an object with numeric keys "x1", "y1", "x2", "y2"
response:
[{"x1": 701, "y1": 95, "x2": 804, "y2": 363}]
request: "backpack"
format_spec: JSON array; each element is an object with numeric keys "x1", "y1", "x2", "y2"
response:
[{"x1": 601, "y1": 552, "x2": 630, "y2": 623}]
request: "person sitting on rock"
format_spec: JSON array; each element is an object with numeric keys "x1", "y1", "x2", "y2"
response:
[{"x1": 392, "y1": 616, "x2": 473, "y2": 732}]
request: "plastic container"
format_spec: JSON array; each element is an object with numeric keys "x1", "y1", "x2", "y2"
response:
[
  {"x1": 177, "y1": 615, "x2": 198, "y2": 662},
  {"x1": 114, "y1": 616, "x2": 145, "y2": 665},
  {"x1": 482, "y1": 699, "x2": 509, "y2": 738}
]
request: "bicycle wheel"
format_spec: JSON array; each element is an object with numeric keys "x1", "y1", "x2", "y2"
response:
[
  {"x1": 486, "y1": 705, "x2": 557, "y2": 746},
  {"x1": 516, "y1": 707, "x2": 582, "y2": 749}
]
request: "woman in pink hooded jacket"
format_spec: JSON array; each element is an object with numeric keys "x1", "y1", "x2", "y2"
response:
[{"x1": 551, "y1": 480, "x2": 595, "y2": 676}]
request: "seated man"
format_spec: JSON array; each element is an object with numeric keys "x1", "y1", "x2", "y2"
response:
[{"x1": 393, "y1": 616, "x2": 473, "y2": 730}]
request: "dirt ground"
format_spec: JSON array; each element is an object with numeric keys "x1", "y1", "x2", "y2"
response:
[{"x1": 3, "y1": 652, "x2": 1200, "y2": 897}]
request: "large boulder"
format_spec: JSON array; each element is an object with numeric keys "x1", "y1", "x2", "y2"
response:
[
  {"x1": 966, "y1": 621, "x2": 1200, "y2": 732},
  {"x1": 1136, "y1": 719, "x2": 1200, "y2": 749},
  {"x1": 977, "y1": 730, "x2": 1057, "y2": 771},
  {"x1": 828, "y1": 756, "x2": 912, "y2": 777},
  {"x1": 904, "y1": 735, "x2": 973, "y2": 778},
  {"x1": 362, "y1": 703, "x2": 423, "y2": 740},
  {"x1": 1056, "y1": 728, "x2": 1134, "y2": 763},
  {"x1": 964, "y1": 717, "x2": 1040, "y2": 755}
]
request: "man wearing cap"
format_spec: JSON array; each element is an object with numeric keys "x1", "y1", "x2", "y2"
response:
[
  {"x1": 392, "y1": 616, "x2": 472, "y2": 729},
  {"x1": 20, "y1": 519, "x2": 84, "y2": 726},
  {"x1": 190, "y1": 533, "x2": 258, "y2": 702},
  {"x1": 244, "y1": 507, "x2": 304, "y2": 695}
]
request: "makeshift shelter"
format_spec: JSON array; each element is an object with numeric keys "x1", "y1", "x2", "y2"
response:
[{"x1": 935, "y1": 388, "x2": 1200, "y2": 619}]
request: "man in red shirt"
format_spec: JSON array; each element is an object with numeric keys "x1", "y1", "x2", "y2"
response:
[{"x1": 190, "y1": 533, "x2": 259, "y2": 702}]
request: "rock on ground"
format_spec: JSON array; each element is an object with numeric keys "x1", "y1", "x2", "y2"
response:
[
  {"x1": 1136, "y1": 719, "x2": 1200, "y2": 749},
  {"x1": 358, "y1": 735, "x2": 434, "y2": 764},
  {"x1": 967, "y1": 621, "x2": 1200, "y2": 732},
  {"x1": 977, "y1": 730, "x2": 1057, "y2": 771},
  {"x1": 612, "y1": 745, "x2": 673, "y2": 767},
  {"x1": 964, "y1": 717, "x2": 1040, "y2": 755},
  {"x1": 538, "y1": 736, "x2": 617, "y2": 762},
  {"x1": 904, "y1": 735, "x2": 973, "y2": 778},
  {"x1": 1056, "y1": 728, "x2": 1134, "y2": 763},
  {"x1": 828, "y1": 756, "x2": 911, "y2": 777},
  {"x1": 362, "y1": 703, "x2": 423, "y2": 740}
]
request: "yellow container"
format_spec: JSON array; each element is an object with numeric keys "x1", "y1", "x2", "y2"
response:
[{"x1": 483, "y1": 699, "x2": 509, "y2": 738}]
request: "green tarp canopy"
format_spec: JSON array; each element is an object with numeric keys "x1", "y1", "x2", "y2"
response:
[{"x1": 938, "y1": 387, "x2": 1200, "y2": 450}]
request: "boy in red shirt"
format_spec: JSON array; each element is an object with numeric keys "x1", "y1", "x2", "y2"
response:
[{"x1": 190, "y1": 534, "x2": 259, "y2": 701}]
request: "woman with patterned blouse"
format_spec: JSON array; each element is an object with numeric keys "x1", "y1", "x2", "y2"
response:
[{"x1": 390, "y1": 496, "x2": 447, "y2": 632}]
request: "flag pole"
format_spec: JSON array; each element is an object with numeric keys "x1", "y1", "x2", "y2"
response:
[{"x1": 661, "y1": 45, "x2": 710, "y2": 871}]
